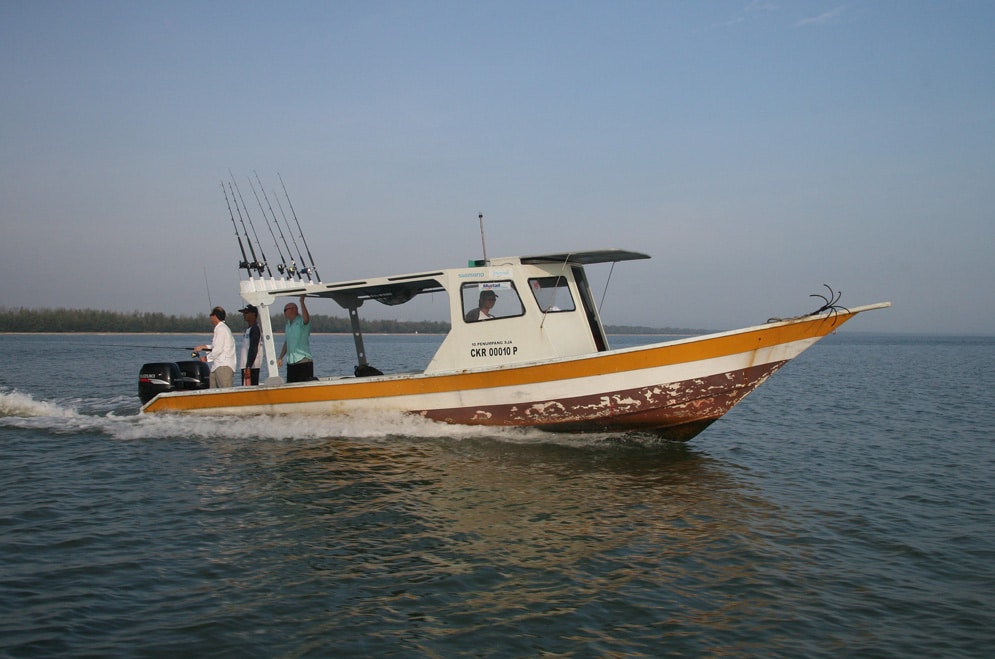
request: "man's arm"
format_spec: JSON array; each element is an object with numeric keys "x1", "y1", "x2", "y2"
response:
[{"x1": 300, "y1": 295, "x2": 310, "y2": 325}]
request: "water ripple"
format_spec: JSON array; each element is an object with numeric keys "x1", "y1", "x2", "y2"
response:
[{"x1": 2, "y1": 334, "x2": 995, "y2": 656}]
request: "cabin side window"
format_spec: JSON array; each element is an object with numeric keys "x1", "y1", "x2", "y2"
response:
[
  {"x1": 462, "y1": 281, "x2": 524, "y2": 323},
  {"x1": 528, "y1": 276, "x2": 576, "y2": 313}
]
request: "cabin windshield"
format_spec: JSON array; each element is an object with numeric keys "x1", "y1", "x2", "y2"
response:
[
  {"x1": 461, "y1": 281, "x2": 524, "y2": 323},
  {"x1": 528, "y1": 276, "x2": 575, "y2": 313}
]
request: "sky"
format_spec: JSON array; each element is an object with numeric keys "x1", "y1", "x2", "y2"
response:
[{"x1": 1, "y1": 1, "x2": 992, "y2": 335}]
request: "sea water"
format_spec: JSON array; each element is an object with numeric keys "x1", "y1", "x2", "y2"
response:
[{"x1": 1, "y1": 332, "x2": 993, "y2": 657}]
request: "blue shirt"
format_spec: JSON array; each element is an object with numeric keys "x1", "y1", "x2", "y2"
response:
[{"x1": 283, "y1": 315, "x2": 312, "y2": 364}]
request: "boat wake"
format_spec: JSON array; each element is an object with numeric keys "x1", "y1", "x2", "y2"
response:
[
  {"x1": 0, "y1": 389, "x2": 78, "y2": 419},
  {"x1": 0, "y1": 388, "x2": 660, "y2": 448}
]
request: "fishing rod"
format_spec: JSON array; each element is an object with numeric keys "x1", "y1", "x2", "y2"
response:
[
  {"x1": 255, "y1": 171, "x2": 299, "y2": 280},
  {"x1": 203, "y1": 266, "x2": 213, "y2": 308},
  {"x1": 248, "y1": 172, "x2": 290, "y2": 278},
  {"x1": 240, "y1": 173, "x2": 274, "y2": 277},
  {"x1": 228, "y1": 181, "x2": 267, "y2": 277},
  {"x1": 228, "y1": 169, "x2": 273, "y2": 277},
  {"x1": 273, "y1": 191, "x2": 307, "y2": 281},
  {"x1": 278, "y1": 172, "x2": 321, "y2": 282},
  {"x1": 97, "y1": 344, "x2": 208, "y2": 350},
  {"x1": 89, "y1": 343, "x2": 210, "y2": 357},
  {"x1": 223, "y1": 182, "x2": 252, "y2": 273}
]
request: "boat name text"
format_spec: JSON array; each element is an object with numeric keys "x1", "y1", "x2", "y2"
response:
[{"x1": 470, "y1": 339, "x2": 518, "y2": 359}]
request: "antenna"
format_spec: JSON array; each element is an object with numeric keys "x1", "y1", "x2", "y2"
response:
[{"x1": 478, "y1": 213, "x2": 488, "y2": 265}]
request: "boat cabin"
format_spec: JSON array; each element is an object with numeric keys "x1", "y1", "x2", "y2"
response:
[{"x1": 238, "y1": 249, "x2": 649, "y2": 383}]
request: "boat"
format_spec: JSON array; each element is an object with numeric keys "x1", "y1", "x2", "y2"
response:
[{"x1": 139, "y1": 238, "x2": 890, "y2": 440}]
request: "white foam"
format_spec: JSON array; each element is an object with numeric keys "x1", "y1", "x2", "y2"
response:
[
  {"x1": 0, "y1": 389, "x2": 78, "y2": 419},
  {"x1": 110, "y1": 407, "x2": 559, "y2": 443},
  {"x1": 0, "y1": 387, "x2": 633, "y2": 448}
]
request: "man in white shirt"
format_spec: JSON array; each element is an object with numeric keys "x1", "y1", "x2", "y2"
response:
[
  {"x1": 464, "y1": 289, "x2": 498, "y2": 322},
  {"x1": 195, "y1": 306, "x2": 237, "y2": 388}
]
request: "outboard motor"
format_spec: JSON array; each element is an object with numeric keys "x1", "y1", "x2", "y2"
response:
[
  {"x1": 176, "y1": 360, "x2": 210, "y2": 391},
  {"x1": 138, "y1": 362, "x2": 183, "y2": 404}
]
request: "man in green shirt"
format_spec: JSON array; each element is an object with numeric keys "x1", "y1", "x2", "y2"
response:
[{"x1": 278, "y1": 295, "x2": 314, "y2": 382}]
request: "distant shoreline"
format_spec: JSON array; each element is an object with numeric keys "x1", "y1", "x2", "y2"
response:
[
  {"x1": 0, "y1": 331, "x2": 692, "y2": 337},
  {"x1": 4, "y1": 330, "x2": 975, "y2": 338}
]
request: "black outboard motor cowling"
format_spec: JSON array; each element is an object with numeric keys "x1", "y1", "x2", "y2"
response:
[
  {"x1": 138, "y1": 362, "x2": 183, "y2": 404},
  {"x1": 176, "y1": 360, "x2": 210, "y2": 391}
]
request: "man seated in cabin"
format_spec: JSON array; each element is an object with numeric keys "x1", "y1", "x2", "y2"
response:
[{"x1": 465, "y1": 289, "x2": 498, "y2": 322}]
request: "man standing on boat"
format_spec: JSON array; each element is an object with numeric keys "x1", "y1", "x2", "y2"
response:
[
  {"x1": 238, "y1": 304, "x2": 263, "y2": 386},
  {"x1": 278, "y1": 295, "x2": 314, "y2": 382},
  {"x1": 195, "y1": 306, "x2": 237, "y2": 388}
]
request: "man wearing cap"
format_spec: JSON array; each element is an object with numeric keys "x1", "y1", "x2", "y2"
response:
[
  {"x1": 465, "y1": 289, "x2": 499, "y2": 322},
  {"x1": 239, "y1": 304, "x2": 263, "y2": 386},
  {"x1": 194, "y1": 306, "x2": 237, "y2": 388}
]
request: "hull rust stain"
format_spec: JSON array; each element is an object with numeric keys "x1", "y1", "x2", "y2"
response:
[{"x1": 421, "y1": 361, "x2": 785, "y2": 438}]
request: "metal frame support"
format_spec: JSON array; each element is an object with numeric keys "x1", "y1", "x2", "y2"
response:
[{"x1": 348, "y1": 307, "x2": 370, "y2": 369}]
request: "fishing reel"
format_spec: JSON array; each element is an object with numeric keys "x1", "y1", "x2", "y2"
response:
[{"x1": 237, "y1": 260, "x2": 266, "y2": 275}]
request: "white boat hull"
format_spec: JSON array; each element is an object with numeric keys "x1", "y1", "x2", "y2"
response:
[{"x1": 142, "y1": 305, "x2": 886, "y2": 440}]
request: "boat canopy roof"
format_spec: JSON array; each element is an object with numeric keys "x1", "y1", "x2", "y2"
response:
[
  {"x1": 468, "y1": 249, "x2": 650, "y2": 267},
  {"x1": 241, "y1": 249, "x2": 650, "y2": 310},
  {"x1": 518, "y1": 249, "x2": 650, "y2": 265},
  {"x1": 327, "y1": 250, "x2": 650, "y2": 308},
  {"x1": 322, "y1": 274, "x2": 447, "y2": 307}
]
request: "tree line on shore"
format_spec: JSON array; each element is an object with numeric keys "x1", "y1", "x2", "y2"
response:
[
  {"x1": 0, "y1": 307, "x2": 705, "y2": 335},
  {"x1": 0, "y1": 307, "x2": 449, "y2": 334}
]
